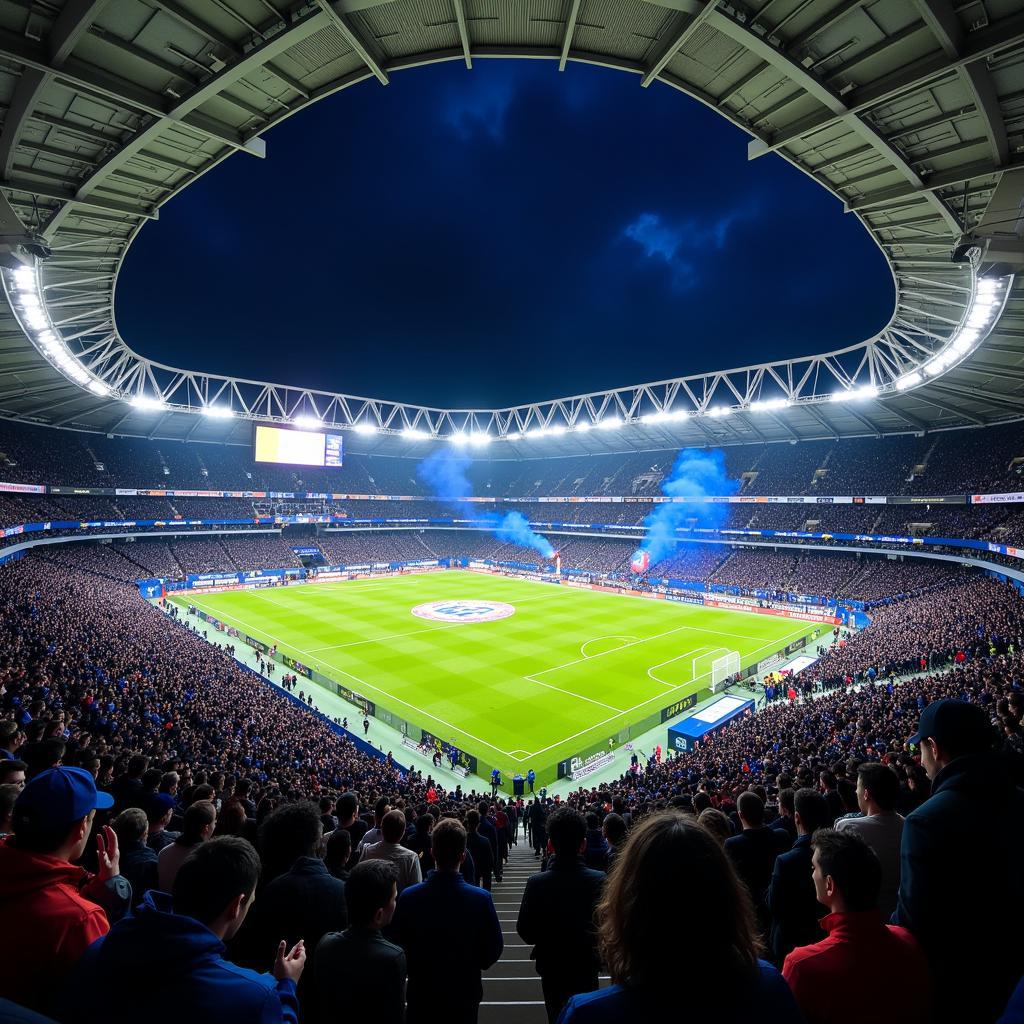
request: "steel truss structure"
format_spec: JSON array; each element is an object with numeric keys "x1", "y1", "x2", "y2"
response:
[{"x1": 0, "y1": 0, "x2": 1023, "y2": 458}]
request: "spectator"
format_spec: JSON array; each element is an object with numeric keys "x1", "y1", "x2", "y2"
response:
[
  {"x1": 465, "y1": 808, "x2": 495, "y2": 890},
  {"x1": 766, "y1": 788, "x2": 830, "y2": 964},
  {"x1": 60, "y1": 836, "x2": 305, "y2": 1024},
  {"x1": 324, "y1": 828, "x2": 352, "y2": 881},
  {"x1": 558, "y1": 812, "x2": 802, "y2": 1022},
  {"x1": 582, "y1": 811, "x2": 608, "y2": 872},
  {"x1": 158, "y1": 799, "x2": 216, "y2": 892},
  {"x1": 835, "y1": 763, "x2": 904, "y2": 916},
  {"x1": 391, "y1": 817, "x2": 503, "y2": 1024},
  {"x1": 233, "y1": 801, "x2": 346, "y2": 1001},
  {"x1": 601, "y1": 812, "x2": 627, "y2": 867},
  {"x1": 517, "y1": 806, "x2": 606, "y2": 1022},
  {"x1": 312, "y1": 860, "x2": 406, "y2": 1024},
  {"x1": 819, "y1": 771, "x2": 844, "y2": 822},
  {"x1": 697, "y1": 807, "x2": 732, "y2": 846},
  {"x1": 0, "y1": 719, "x2": 25, "y2": 760},
  {"x1": 359, "y1": 809, "x2": 422, "y2": 894},
  {"x1": 0, "y1": 782, "x2": 19, "y2": 837},
  {"x1": 724, "y1": 791, "x2": 788, "y2": 933},
  {"x1": 112, "y1": 807, "x2": 158, "y2": 908},
  {"x1": 0, "y1": 767, "x2": 120, "y2": 1013},
  {"x1": 144, "y1": 792, "x2": 179, "y2": 853},
  {"x1": 0, "y1": 758, "x2": 27, "y2": 789},
  {"x1": 783, "y1": 829, "x2": 930, "y2": 1024},
  {"x1": 477, "y1": 800, "x2": 502, "y2": 883},
  {"x1": 356, "y1": 797, "x2": 390, "y2": 852},
  {"x1": 894, "y1": 699, "x2": 1024, "y2": 1023}
]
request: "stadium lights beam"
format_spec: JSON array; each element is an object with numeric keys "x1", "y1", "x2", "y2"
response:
[
  {"x1": 203, "y1": 406, "x2": 234, "y2": 418},
  {"x1": 895, "y1": 371, "x2": 922, "y2": 390},
  {"x1": 450, "y1": 431, "x2": 470, "y2": 445},
  {"x1": 749, "y1": 398, "x2": 791, "y2": 413},
  {"x1": 401, "y1": 428, "x2": 430, "y2": 440},
  {"x1": 505, "y1": 431, "x2": 523, "y2": 441},
  {"x1": 132, "y1": 395, "x2": 165, "y2": 411},
  {"x1": 831, "y1": 384, "x2": 879, "y2": 402},
  {"x1": 595, "y1": 417, "x2": 621, "y2": 429},
  {"x1": 293, "y1": 415, "x2": 322, "y2": 429},
  {"x1": 468, "y1": 431, "x2": 491, "y2": 446},
  {"x1": 707, "y1": 406, "x2": 732, "y2": 418},
  {"x1": 574, "y1": 421, "x2": 592, "y2": 432},
  {"x1": 352, "y1": 421, "x2": 378, "y2": 435},
  {"x1": 87, "y1": 379, "x2": 110, "y2": 397}
]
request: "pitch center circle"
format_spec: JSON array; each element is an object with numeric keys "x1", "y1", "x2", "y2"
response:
[{"x1": 412, "y1": 600, "x2": 516, "y2": 623}]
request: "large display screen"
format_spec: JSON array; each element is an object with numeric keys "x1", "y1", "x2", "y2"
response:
[{"x1": 254, "y1": 425, "x2": 344, "y2": 467}]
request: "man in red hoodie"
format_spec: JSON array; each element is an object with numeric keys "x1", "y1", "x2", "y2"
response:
[
  {"x1": 0, "y1": 766, "x2": 120, "y2": 1013},
  {"x1": 782, "y1": 828, "x2": 930, "y2": 1024}
]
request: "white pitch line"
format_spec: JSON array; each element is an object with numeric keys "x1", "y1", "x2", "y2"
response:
[
  {"x1": 307, "y1": 622, "x2": 464, "y2": 653},
  {"x1": 648, "y1": 646, "x2": 711, "y2": 691},
  {"x1": 521, "y1": 673, "x2": 625, "y2": 714},
  {"x1": 518, "y1": 622, "x2": 816, "y2": 761},
  {"x1": 579, "y1": 635, "x2": 638, "y2": 658}
]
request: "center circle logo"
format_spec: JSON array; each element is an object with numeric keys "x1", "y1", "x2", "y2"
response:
[{"x1": 412, "y1": 600, "x2": 516, "y2": 623}]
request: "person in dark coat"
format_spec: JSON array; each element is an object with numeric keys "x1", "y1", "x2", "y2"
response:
[
  {"x1": 766, "y1": 788, "x2": 830, "y2": 964},
  {"x1": 465, "y1": 809, "x2": 495, "y2": 890},
  {"x1": 582, "y1": 812, "x2": 609, "y2": 872},
  {"x1": 232, "y1": 803, "x2": 346, "y2": 1009},
  {"x1": 894, "y1": 699, "x2": 1024, "y2": 1024},
  {"x1": 517, "y1": 807, "x2": 606, "y2": 1023},
  {"x1": 391, "y1": 818, "x2": 503, "y2": 1024},
  {"x1": 724, "y1": 791, "x2": 789, "y2": 934},
  {"x1": 112, "y1": 807, "x2": 159, "y2": 908},
  {"x1": 312, "y1": 860, "x2": 406, "y2": 1024},
  {"x1": 530, "y1": 799, "x2": 548, "y2": 857},
  {"x1": 477, "y1": 800, "x2": 501, "y2": 882}
]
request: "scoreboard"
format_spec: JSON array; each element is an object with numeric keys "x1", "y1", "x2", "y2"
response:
[{"x1": 254, "y1": 424, "x2": 344, "y2": 468}]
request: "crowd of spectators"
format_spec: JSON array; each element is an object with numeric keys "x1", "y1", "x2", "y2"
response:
[{"x1": 0, "y1": 544, "x2": 1023, "y2": 1021}]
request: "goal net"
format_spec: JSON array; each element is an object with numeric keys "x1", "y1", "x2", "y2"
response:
[{"x1": 692, "y1": 648, "x2": 741, "y2": 692}]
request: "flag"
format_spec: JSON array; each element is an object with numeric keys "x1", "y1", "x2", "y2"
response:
[{"x1": 555, "y1": 552, "x2": 561, "y2": 575}]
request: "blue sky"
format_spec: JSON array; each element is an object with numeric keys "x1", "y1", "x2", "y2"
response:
[{"x1": 116, "y1": 59, "x2": 893, "y2": 408}]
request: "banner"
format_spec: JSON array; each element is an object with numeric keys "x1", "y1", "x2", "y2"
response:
[
  {"x1": 972, "y1": 492, "x2": 1024, "y2": 504},
  {"x1": 0, "y1": 481, "x2": 45, "y2": 494}
]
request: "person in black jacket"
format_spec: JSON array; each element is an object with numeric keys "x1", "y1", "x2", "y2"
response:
[
  {"x1": 232, "y1": 802, "x2": 347, "y2": 1009},
  {"x1": 724, "y1": 791, "x2": 790, "y2": 936},
  {"x1": 111, "y1": 807, "x2": 158, "y2": 908},
  {"x1": 312, "y1": 859, "x2": 406, "y2": 1024},
  {"x1": 766, "y1": 788, "x2": 830, "y2": 964},
  {"x1": 517, "y1": 806, "x2": 606, "y2": 1023},
  {"x1": 894, "y1": 699, "x2": 1024, "y2": 1024},
  {"x1": 465, "y1": 809, "x2": 495, "y2": 890}
]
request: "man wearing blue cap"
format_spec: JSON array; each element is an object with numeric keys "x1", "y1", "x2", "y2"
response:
[
  {"x1": 0, "y1": 766, "x2": 121, "y2": 1014},
  {"x1": 894, "y1": 698, "x2": 1024, "y2": 1024}
]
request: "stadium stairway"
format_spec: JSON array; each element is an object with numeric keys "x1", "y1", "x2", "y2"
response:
[
  {"x1": 480, "y1": 840, "x2": 610, "y2": 1024},
  {"x1": 482, "y1": 841, "x2": 546, "y2": 1023}
]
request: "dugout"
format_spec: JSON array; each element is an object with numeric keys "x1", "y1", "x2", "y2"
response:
[{"x1": 667, "y1": 695, "x2": 755, "y2": 754}]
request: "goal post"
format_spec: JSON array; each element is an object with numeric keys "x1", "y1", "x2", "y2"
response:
[{"x1": 692, "y1": 648, "x2": 741, "y2": 692}]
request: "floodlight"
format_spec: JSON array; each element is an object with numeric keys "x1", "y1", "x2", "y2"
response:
[
  {"x1": 352, "y1": 421, "x2": 377, "y2": 435},
  {"x1": 895, "y1": 371, "x2": 922, "y2": 390},
  {"x1": 707, "y1": 406, "x2": 732, "y2": 417},
  {"x1": 204, "y1": 406, "x2": 234, "y2": 418},
  {"x1": 132, "y1": 395, "x2": 165, "y2": 411},
  {"x1": 505, "y1": 432, "x2": 523, "y2": 441},
  {"x1": 469, "y1": 431, "x2": 491, "y2": 446},
  {"x1": 574, "y1": 422, "x2": 591, "y2": 432},
  {"x1": 749, "y1": 398, "x2": 790, "y2": 412},
  {"x1": 87, "y1": 379, "x2": 110, "y2": 396},
  {"x1": 293, "y1": 415, "x2": 322, "y2": 429},
  {"x1": 401, "y1": 428, "x2": 430, "y2": 441},
  {"x1": 595, "y1": 417, "x2": 620, "y2": 429},
  {"x1": 12, "y1": 265, "x2": 35, "y2": 291},
  {"x1": 831, "y1": 385, "x2": 878, "y2": 402},
  {"x1": 450, "y1": 431, "x2": 469, "y2": 445}
]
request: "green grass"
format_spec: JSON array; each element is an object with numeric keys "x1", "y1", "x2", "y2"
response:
[{"x1": 172, "y1": 571, "x2": 817, "y2": 781}]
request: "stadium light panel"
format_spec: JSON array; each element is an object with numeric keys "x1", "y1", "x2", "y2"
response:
[
  {"x1": 352, "y1": 421, "x2": 377, "y2": 435},
  {"x1": 12, "y1": 266, "x2": 35, "y2": 291},
  {"x1": 574, "y1": 422, "x2": 592, "y2": 432},
  {"x1": 505, "y1": 431, "x2": 523, "y2": 441},
  {"x1": 87, "y1": 379, "x2": 110, "y2": 396},
  {"x1": 132, "y1": 395, "x2": 165, "y2": 411},
  {"x1": 831, "y1": 385, "x2": 878, "y2": 402},
  {"x1": 707, "y1": 406, "x2": 732, "y2": 418},
  {"x1": 469, "y1": 432, "x2": 491, "y2": 446},
  {"x1": 895, "y1": 371, "x2": 922, "y2": 390},
  {"x1": 596, "y1": 417, "x2": 620, "y2": 429},
  {"x1": 293, "y1": 415, "x2": 322, "y2": 429},
  {"x1": 401, "y1": 428, "x2": 430, "y2": 441},
  {"x1": 203, "y1": 406, "x2": 234, "y2": 418},
  {"x1": 525, "y1": 428, "x2": 544, "y2": 439},
  {"x1": 450, "y1": 431, "x2": 469, "y2": 445},
  {"x1": 749, "y1": 398, "x2": 790, "y2": 413}
]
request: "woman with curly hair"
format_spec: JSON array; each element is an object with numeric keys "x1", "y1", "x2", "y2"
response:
[{"x1": 557, "y1": 811, "x2": 802, "y2": 1022}]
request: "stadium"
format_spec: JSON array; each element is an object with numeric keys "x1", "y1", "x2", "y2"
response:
[{"x1": 0, "y1": 1, "x2": 1023, "y2": 1022}]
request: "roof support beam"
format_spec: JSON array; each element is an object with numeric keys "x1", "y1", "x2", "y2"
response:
[
  {"x1": 559, "y1": 0, "x2": 582, "y2": 72},
  {"x1": 316, "y1": 1, "x2": 390, "y2": 85},
  {"x1": 452, "y1": 0, "x2": 472, "y2": 69},
  {"x1": 752, "y1": 11, "x2": 1024, "y2": 158},
  {"x1": 641, "y1": 2, "x2": 714, "y2": 88}
]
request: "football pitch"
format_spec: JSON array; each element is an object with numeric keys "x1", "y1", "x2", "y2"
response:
[{"x1": 173, "y1": 571, "x2": 819, "y2": 782}]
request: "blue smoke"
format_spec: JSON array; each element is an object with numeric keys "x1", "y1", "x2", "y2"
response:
[
  {"x1": 633, "y1": 448, "x2": 738, "y2": 569},
  {"x1": 416, "y1": 450, "x2": 555, "y2": 559}
]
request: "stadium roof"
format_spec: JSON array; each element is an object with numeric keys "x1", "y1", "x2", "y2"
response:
[{"x1": 0, "y1": 0, "x2": 1023, "y2": 458}]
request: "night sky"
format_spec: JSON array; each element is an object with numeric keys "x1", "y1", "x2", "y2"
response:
[{"x1": 116, "y1": 59, "x2": 894, "y2": 410}]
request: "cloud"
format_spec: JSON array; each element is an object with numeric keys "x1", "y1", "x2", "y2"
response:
[{"x1": 621, "y1": 206, "x2": 758, "y2": 290}]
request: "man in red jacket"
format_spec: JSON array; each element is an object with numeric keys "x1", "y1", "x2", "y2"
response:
[
  {"x1": 0, "y1": 766, "x2": 119, "y2": 1013},
  {"x1": 782, "y1": 828, "x2": 930, "y2": 1024}
]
